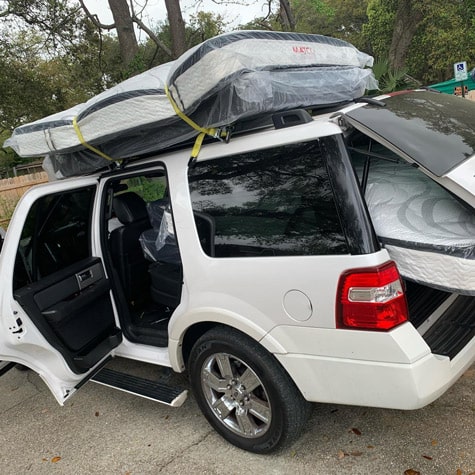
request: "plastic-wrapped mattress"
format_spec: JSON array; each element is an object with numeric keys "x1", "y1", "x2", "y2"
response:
[
  {"x1": 4, "y1": 31, "x2": 376, "y2": 178},
  {"x1": 166, "y1": 30, "x2": 376, "y2": 127},
  {"x1": 363, "y1": 159, "x2": 475, "y2": 295},
  {"x1": 5, "y1": 62, "x2": 183, "y2": 158}
]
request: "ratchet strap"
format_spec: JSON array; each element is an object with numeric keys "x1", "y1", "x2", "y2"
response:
[
  {"x1": 72, "y1": 116, "x2": 114, "y2": 161},
  {"x1": 72, "y1": 85, "x2": 225, "y2": 162},
  {"x1": 165, "y1": 84, "x2": 224, "y2": 159}
]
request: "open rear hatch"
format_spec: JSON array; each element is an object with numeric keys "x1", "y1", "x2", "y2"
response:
[{"x1": 340, "y1": 90, "x2": 475, "y2": 357}]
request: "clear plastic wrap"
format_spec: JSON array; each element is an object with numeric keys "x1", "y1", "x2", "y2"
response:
[
  {"x1": 4, "y1": 31, "x2": 377, "y2": 178},
  {"x1": 167, "y1": 30, "x2": 377, "y2": 125},
  {"x1": 4, "y1": 62, "x2": 174, "y2": 158},
  {"x1": 356, "y1": 157, "x2": 475, "y2": 294},
  {"x1": 42, "y1": 150, "x2": 112, "y2": 180},
  {"x1": 362, "y1": 159, "x2": 475, "y2": 258},
  {"x1": 140, "y1": 201, "x2": 181, "y2": 264}
]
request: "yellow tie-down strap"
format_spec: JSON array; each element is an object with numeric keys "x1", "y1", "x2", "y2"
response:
[
  {"x1": 72, "y1": 86, "x2": 225, "y2": 162},
  {"x1": 165, "y1": 84, "x2": 225, "y2": 159},
  {"x1": 72, "y1": 116, "x2": 115, "y2": 161}
]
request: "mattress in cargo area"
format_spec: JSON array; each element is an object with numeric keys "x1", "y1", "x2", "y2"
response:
[{"x1": 362, "y1": 158, "x2": 475, "y2": 294}]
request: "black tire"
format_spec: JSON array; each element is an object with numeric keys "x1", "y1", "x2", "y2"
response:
[
  {"x1": 15, "y1": 364, "x2": 30, "y2": 371},
  {"x1": 188, "y1": 326, "x2": 311, "y2": 453}
]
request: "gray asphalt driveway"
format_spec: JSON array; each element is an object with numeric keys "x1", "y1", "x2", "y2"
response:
[{"x1": 0, "y1": 358, "x2": 473, "y2": 474}]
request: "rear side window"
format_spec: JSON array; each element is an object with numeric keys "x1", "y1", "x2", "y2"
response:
[
  {"x1": 13, "y1": 187, "x2": 95, "y2": 289},
  {"x1": 188, "y1": 140, "x2": 348, "y2": 257}
]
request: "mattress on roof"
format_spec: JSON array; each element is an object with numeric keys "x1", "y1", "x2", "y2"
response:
[
  {"x1": 362, "y1": 158, "x2": 475, "y2": 295},
  {"x1": 4, "y1": 31, "x2": 377, "y2": 178}
]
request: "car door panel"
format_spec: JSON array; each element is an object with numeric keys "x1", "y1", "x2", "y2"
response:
[
  {"x1": 14, "y1": 256, "x2": 122, "y2": 374},
  {"x1": 0, "y1": 182, "x2": 123, "y2": 384}
]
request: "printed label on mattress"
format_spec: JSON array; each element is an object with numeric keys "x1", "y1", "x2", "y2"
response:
[{"x1": 292, "y1": 46, "x2": 315, "y2": 55}]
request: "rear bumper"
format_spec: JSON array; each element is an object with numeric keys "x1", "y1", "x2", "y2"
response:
[{"x1": 263, "y1": 324, "x2": 475, "y2": 409}]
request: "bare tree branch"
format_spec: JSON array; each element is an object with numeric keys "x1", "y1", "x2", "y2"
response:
[
  {"x1": 132, "y1": 13, "x2": 173, "y2": 57},
  {"x1": 129, "y1": 0, "x2": 135, "y2": 16},
  {"x1": 78, "y1": 0, "x2": 116, "y2": 30},
  {"x1": 78, "y1": 0, "x2": 172, "y2": 60},
  {"x1": 128, "y1": 0, "x2": 149, "y2": 18},
  {"x1": 263, "y1": 0, "x2": 273, "y2": 21},
  {"x1": 259, "y1": 22, "x2": 273, "y2": 30},
  {"x1": 207, "y1": 0, "x2": 258, "y2": 5}
]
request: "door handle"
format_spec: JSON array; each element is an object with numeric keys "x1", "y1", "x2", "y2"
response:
[{"x1": 76, "y1": 269, "x2": 93, "y2": 289}]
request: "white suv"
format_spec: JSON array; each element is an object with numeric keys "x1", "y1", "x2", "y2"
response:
[{"x1": 1, "y1": 90, "x2": 474, "y2": 453}]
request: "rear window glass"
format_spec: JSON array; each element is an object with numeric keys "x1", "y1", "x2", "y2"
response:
[
  {"x1": 344, "y1": 91, "x2": 475, "y2": 176},
  {"x1": 188, "y1": 140, "x2": 348, "y2": 257}
]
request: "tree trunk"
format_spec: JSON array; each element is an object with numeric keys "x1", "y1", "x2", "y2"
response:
[
  {"x1": 388, "y1": 0, "x2": 423, "y2": 70},
  {"x1": 165, "y1": 0, "x2": 186, "y2": 59},
  {"x1": 279, "y1": 0, "x2": 296, "y2": 31},
  {"x1": 108, "y1": 0, "x2": 139, "y2": 66}
]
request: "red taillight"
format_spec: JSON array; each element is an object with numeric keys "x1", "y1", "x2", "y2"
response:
[{"x1": 336, "y1": 261, "x2": 408, "y2": 331}]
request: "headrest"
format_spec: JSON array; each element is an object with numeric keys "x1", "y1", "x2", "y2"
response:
[{"x1": 113, "y1": 192, "x2": 148, "y2": 224}]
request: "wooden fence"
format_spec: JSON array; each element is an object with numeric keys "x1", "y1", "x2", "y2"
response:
[{"x1": 0, "y1": 172, "x2": 49, "y2": 228}]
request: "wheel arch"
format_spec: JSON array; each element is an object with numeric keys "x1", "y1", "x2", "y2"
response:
[{"x1": 168, "y1": 309, "x2": 288, "y2": 372}]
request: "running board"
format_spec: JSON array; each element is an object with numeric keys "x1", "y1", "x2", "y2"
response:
[{"x1": 90, "y1": 367, "x2": 188, "y2": 407}]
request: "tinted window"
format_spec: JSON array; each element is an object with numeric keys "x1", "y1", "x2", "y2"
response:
[
  {"x1": 344, "y1": 91, "x2": 475, "y2": 176},
  {"x1": 13, "y1": 187, "x2": 95, "y2": 289},
  {"x1": 188, "y1": 140, "x2": 348, "y2": 257}
]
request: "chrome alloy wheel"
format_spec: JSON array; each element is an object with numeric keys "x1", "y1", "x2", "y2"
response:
[{"x1": 200, "y1": 352, "x2": 272, "y2": 439}]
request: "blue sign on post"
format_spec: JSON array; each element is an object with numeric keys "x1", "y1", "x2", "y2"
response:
[{"x1": 454, "y1": 61, "x2": 468, "y2": 81}]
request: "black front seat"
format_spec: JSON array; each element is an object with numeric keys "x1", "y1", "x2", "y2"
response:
[
  {"x1": 139, "y1": 199, "x2": 183, "y2": 309},
  {"x1": 144, "y1": 211, "x2": 214, "y2": 309},
  {"x1": 109, "y1": 192, "x2": 151, "y2": 305}
]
